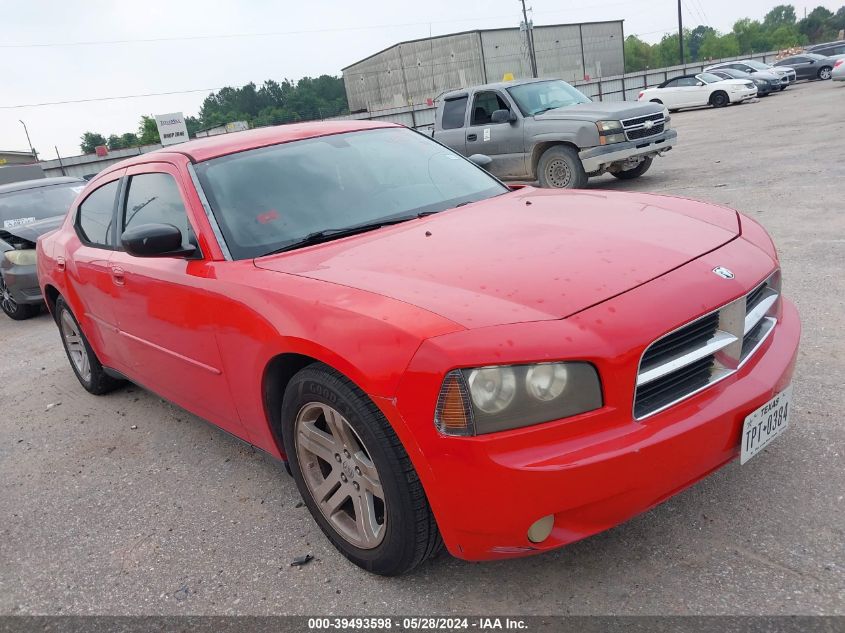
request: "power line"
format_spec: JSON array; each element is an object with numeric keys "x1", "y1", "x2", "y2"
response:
[{"x1": 0, "y1": 88, "x2": 219, "y2": 109}]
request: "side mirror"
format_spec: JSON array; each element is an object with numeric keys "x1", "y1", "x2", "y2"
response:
[
  {"x1": 696, "y1": 81, "x2": 704, "y2": 86},
  {"x1": 491, "y1": 109, "x2": 516, "y2": 124},
  {"x1": 468, "y1": 154, "x2": 493, "y2": 169},
  {"x1": 121, "y1": 223, "x2": 197, "y2": 258}
]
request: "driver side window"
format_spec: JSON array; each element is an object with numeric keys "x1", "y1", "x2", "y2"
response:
[
  {"x1": 470, "y1": 91, "x2": 510, "y2": 125},
  {"x1": 123, "y1": 173, "x2": 195, "y2": 249}
]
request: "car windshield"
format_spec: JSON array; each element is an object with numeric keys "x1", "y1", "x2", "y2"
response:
[
  {"x1": 0, "y1": 182, "x2": 84, "y2": 229},
  {"x1": 698, "y1": 73, "x2": 724, "y2": 83},
  {"x1": 745, "y1": 60, "x2": 771, "y2": 70},
  {"x1": 194, "y1": 127, "x2": 509, "y2": 259},
  {"x1": 506, "y1": 80, "x2": 591, "y2": 116}
]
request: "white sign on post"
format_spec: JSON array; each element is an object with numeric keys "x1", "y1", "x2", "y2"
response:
[{"x1": 154, "y1": 112, "x2": 189, "y2": 146}]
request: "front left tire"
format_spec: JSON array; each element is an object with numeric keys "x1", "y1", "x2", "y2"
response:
[
  {"x1": 818, "y1": 66, "x2": 833, "y2": 80},
  {"x1": 281, "y1": 363, "x2": 442, "y2": 576},
  {"x1": 55, "y1": 297, "x2": 124, "y2": 395},
  {"x1": 709, "y1": 91, "x2": 729, "y2": 108},
  {"x1": 0, "y1": 273, "x2": 39, "y2": 320}
]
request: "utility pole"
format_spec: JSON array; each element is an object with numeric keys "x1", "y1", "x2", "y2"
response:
[
  {"x1": 519, "y1": 0, "x2": 538, "y2": 78},
  {"x1": 677, "y1": 0, "x2": 685, "y2": 66},
  {"x1": 19, "y1": 120, "x2": 38, "y2": 161}
]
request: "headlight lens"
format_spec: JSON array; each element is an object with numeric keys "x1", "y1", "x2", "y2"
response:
[
  {"x1": 3, "y1": 249, "x2": 37, "y2": 266},
  {"x1": 434, "y1": 362, "x2": 603, "y2": 436},
  {"x1": 596, "y1": 120, "x2": 623, "y2": 133},
  {"x1": 466, "y1": 366, "x2": 516, "y2": 414}
]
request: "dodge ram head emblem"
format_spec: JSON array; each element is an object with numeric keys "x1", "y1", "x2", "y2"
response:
[{"x1": 712, "y1": 266, "x2": 735, "y2": 279}]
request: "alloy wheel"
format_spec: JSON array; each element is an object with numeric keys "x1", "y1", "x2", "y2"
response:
[
  {"x1": 820, "y1": 68, "x2": 832, "y2": 80},
  {"x1": 60, "y1": 310, "x2": 91, "y2": 383},
  {"x1": 295, "y1": 402, "x2": 386, "y2": 549},
  {"x1": 545, "y1": 158, "x2": 573, "y2": 188},
  {"x1": 0, "y1": 274, "x2": 17, "y2": 315}
]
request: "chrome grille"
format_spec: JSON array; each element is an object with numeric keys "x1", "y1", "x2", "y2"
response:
[
  {"x1": 634, "y1": 271, "x2": 781, "y2": 419},
  {"x1": 621, "y1": 113, "x2": 665, "y2": 142}
]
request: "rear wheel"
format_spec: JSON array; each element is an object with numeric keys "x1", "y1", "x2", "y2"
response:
[
  {"x1": 818, "y1": 66, "x2": 833, "y2": 80},
  {"x1": 0, "y1": 273, "x2": 40, "y2": 320},
  {"x1": 710, "y1": 91, "x2": 729, "y2": 108},
  {"x1": 56, "y1": 297, "x2": 124, "y2": 395},
  {"x1": 537, "y1": 145, "x2": 587, "y2": 189},
  {"x1": 281, "y1": 364, "x2": 442, "y2": 575},
  {"x1": 611, "y1": 156, "x2": 653, "y2": 180}
]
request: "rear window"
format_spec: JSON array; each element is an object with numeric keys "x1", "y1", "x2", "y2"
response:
[
  {"x1": 441, "y1": 97, "x2": 468, "y2": 129},
  {"x1": 0, "y1": 182, "x2": 83, "y2": 229}
]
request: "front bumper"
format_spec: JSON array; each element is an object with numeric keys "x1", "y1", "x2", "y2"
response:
[
  {"x1": 0, "y1": 262, "x2": 42, "y2": 305},
  {"x1": 729, "y1": 87, "x2": 758, "y2": 103},
  {"x1": 383, "y1": 238, "x2": 799, "y2": 561},
  {"x1": 579, "y1": 128, "x2": 677, "y2": 173}
]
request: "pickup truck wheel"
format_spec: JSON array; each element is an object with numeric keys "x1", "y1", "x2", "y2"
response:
[
  {"x1": 538, "y1": 146, "x2": 587, "y2": 189},
  {"x1": 281, "y1": 364, "x2": 443, "y2": 575},
  {"x1": 611, "y1": 156, "x2": 653, "y2": 180},
  {"x1": 710, "y1": 91, "x2": 729, "y2": 107}
]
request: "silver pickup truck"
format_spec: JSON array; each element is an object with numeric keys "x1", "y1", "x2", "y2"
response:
[{"x1": 432, "y1": 78, "x2": 677, "y2": 188}]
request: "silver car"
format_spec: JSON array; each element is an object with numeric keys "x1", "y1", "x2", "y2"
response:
[
  {"x1": 705, "y1": 60, "x2": 797, "y2": 89},
  {"x1": 0, "y1": 177, "x2": 84, "y2": 319},
  {"x1": 833, "y1": 58, "x2": 845, "y2": 81}
]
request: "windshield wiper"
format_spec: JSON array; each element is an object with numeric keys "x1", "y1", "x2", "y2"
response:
[{"x1": 262, "y1": 214, "x2": 430, "y2": 256}]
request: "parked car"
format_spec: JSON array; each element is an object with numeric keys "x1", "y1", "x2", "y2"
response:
[
  {"x1": 708, "y1": 68, "x2": 781, "y2": 96},
  {"x1": 706, "y1": 60, "x2": 796, "y2": 89},
  {"x1": 0, "y1": 177, "x2": 85, "y2": 319},
  {"x1": 773, "y1": 53, "x2": 839, "y2": 80},
  {"x1": 38, "y1": 122, "x2": 800, "y2": 576},
  {"x1": 637, "y1": 73, "x2": 757, "y2": 110},
  {"x1": 832, "y1": 58, "x2": 845, "y2": 81},
  {"x1": 805, "y1": 40, "x2": 845, "y2": 56},
  {"x1": 432, "y1": 78, "x2": 677, "y2": 188}
]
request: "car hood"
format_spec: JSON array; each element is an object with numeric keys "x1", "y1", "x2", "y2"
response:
[
  {"x1": 534, "y1": 101, "x2": 664, "y2": 122},
  {"x1": 254, "y1": 189, "x2": 739, "y2": 329},
  {"x1": 0, "y1": 215, "x2": 64, "y2": 244}
]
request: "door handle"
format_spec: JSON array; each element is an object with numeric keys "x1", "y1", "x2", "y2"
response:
[
  {"x1": 467, "y1": 133, "x2": 478, "y2": 141},
  {"x1": 110, "y1": 265, "x2": 125, "y2": 286}
]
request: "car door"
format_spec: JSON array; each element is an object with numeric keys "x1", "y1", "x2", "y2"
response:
[
  {"x1": 465, "y1": 90, "x2": 525, "y2": 179},
  {"x1": 779, "y1": 57, "x2": 812, "y2": 79},
  {"x1": 66, "y1": 174, "x2": 123, "y2": 365},
  {"x1": 434, "y1": 95, "x2": 468, "y2": 155},
  {"x1": 655, "y1": 78, "x2": 684, "y2": 108},
  {"x1": 108, "y1": 162, "x2": 242, "y2": 432}
]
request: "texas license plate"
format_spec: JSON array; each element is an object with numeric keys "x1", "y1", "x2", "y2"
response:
[{"x1": 740, "y1": 385, "x2": 793, "y2": 465}]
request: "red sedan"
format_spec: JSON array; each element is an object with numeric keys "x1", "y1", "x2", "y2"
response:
[{"x1": 37, "y1": 121, "x2": 800, "y2": 575}]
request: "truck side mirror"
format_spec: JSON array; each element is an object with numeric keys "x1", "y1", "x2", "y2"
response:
[
  {"x1": 468, "y1": 154, "x2": 493, "y2": 169},
  {"x1": 491, "y1": 109, "x2": 516, "y2": 124}
]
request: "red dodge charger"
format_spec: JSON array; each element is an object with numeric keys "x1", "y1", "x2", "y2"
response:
[{"x1": 37, "y1": 122, "x2": 799, "y2": 575}]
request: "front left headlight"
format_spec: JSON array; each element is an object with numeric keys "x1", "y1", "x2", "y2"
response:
[
  {"x1": 434, "y1": 362, "x2": 603, "y2": 436},
  {"x1": 3, "y1": 249, "x2": 37, "y2": 266},
  {"x1": 596, "y1": 120, "x2": 626, "y2": 145}
]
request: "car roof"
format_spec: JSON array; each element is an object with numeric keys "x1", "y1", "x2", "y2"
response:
[
  {"x1": 96, "y1": 120, "x2": 400, "y2": 175},
  {"x1": 440, "y1": 78, "x2": 560, "y2": 100},
  {"x1": 0, "y1": 176, "x2": 84, "y2": 195}
]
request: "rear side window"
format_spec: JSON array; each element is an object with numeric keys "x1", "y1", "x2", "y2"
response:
[
  {"x1": 76, "y1": 180, "x2": 119, "y2": 247},
  {"x1": 123, "y1": 173, "x2": 194, "y2": 246},
  {"x1": 441, "y1": 97, "x2": 468, "y2": 129}
]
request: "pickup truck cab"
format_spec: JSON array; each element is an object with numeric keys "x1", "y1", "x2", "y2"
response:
[{"x1": 433, "y1": 78, "x2": 677, "y2": 188}]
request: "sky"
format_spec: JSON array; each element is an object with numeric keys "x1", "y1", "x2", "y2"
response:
[{"x1": 1, "y1": 0, "x2": 841, "y2": 158}]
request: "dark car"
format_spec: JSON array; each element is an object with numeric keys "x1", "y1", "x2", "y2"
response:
[
  {"x1": 709, "y1": 67, "x2": 780, "y2": 96},
  {"x1": 806, "y1": 40, "x2": 845, "y2": 57},
  {"x1": 0, "y1": 177, "x2": 85, "y2": 319},
  {"x1": 774, "y1": 53, "x2": 839, "y2": 80}
]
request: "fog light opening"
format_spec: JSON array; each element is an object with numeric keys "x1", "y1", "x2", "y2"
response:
[{"x1": 527, "y1": 515, "x2": 554, "y2": 544}]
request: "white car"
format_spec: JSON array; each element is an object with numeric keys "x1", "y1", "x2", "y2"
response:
[
  {"x1": 705, "y1": 60, "x2": 796, "y2": 89},
  {"x1": 833, "y1": 58, "x2": 845, "y2": 81},
  {"x1": 637, "y1": 73, "x2": 757, "y2": 111}
]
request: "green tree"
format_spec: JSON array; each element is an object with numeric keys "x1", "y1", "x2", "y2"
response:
[
  {"x1": 798, "y1": 6, "x2": 836, "y2": 42},
  {"x1": 763, "y1": 5, "x2": 798, "y2": 29},
  {"x1": 624, "y1": 35, "x2": 655, "y2": 72},
  {"x1": 106, "y1": 134, "x2": 126, "y2": 150},
  {"x1": 732, "y1": 18, "x2": 771, "y2": 53},
  {"x1": 80, "y1": 132, "x2": 106, "y2": 153},
  {"x1": 688, "y1": 25, "x2": 717, "y2": 60},
  {"x1": 138, "y1": 116, "x2": 161, "y2": 145}
]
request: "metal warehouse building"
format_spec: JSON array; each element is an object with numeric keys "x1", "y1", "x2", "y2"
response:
[{"x1": 342, "y1": 21, "x2": 624, "y2": 113}]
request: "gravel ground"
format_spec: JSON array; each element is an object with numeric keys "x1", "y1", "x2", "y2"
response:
[{"x1": 0, "y1": 80, "x2": 843, "y2": 616}]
